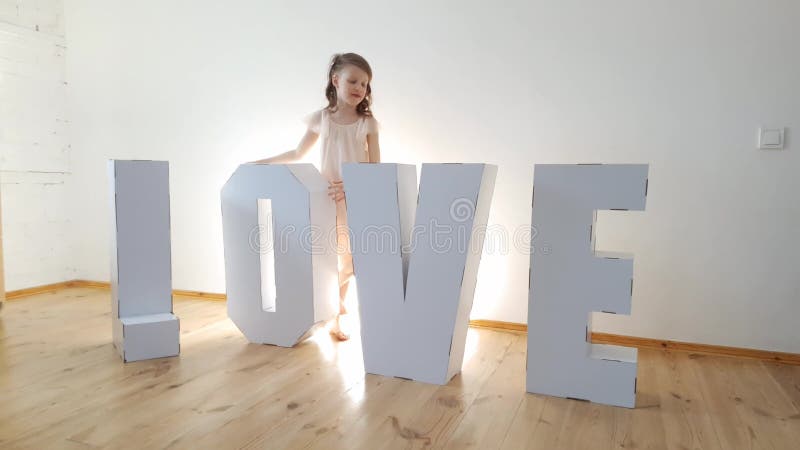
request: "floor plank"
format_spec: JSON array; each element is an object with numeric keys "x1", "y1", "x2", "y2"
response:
[{"x1": 1, "y1": 288, "x2": 798, "y2": 449}]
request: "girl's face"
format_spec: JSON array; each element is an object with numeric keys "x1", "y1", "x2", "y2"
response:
[{"x1": 332, "y1": 65, "x2": 370, "y2": 107}]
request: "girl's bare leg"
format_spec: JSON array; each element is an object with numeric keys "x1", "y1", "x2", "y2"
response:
[
  {"x1": 330, "y1": 275, "x2": 352, "y2": 341},
  {"x1": 330, "y1": 196, "x2": 353, "y2": 341},
  {"x1": 339, "y1": 280, "x2": 350, "y2": 314}
]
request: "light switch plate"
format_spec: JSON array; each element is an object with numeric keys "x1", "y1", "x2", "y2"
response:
[{"x1": 758, "y1": 127, "x2": 784, "y2": 150}]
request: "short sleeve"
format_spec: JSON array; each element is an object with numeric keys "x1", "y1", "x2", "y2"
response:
[
  {"x1": 366, "y1": 116, "x2": 380, "y2": 135},
  {"x1": 303, "y1": 110, "x2": 322, "y2": 134}
]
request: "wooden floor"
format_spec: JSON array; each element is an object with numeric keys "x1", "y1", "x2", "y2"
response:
[{"x1": 1, "y1": 289, "x2": 799, "y2": 449}]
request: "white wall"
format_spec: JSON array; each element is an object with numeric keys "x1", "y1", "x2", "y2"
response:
[
  {"x1": 0, "y1": 0, "x2": 76, "y2": 290},
  {"x1": 64, "y1": 1, "x2": 799, "y2": 353}
]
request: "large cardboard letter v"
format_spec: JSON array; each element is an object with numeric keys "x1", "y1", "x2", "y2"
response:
[{"x1": 343, "y1": 163, "x2": 497, "y2": 384}]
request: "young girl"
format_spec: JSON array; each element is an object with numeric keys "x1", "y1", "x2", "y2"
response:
[{"x1": 254, "y1": 53, "x2": 381, "y2": 340}]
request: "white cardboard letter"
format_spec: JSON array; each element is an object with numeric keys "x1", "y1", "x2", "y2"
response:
[
  {"x1": 343, "y1": 163, "x2": 497, "y2": 384},
  {"x1": 109, "y1": 160, "x2": 179, "y2": 362},
  {"x1": 221, "y1": 163, "x2": 338, "y2": 347},
  {"x1": 527, "y1": 164, "x2": 648, "y2": 408}
]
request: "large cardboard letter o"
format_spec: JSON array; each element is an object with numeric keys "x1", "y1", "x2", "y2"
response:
[{"x1": 221, "y1": 163, "x2": 338, "y2": 346}]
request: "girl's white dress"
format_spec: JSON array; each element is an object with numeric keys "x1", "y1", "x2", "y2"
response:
[
  {"x1": 305, "y1": 108, "x2": 379, "y2": 284},
  {"x1": 307, "y1": 108, "x2": 379, "y2": 182}
]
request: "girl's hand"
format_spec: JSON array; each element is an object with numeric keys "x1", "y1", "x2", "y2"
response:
[{"x1": 328, "y1": 180, "x2": 345, "y2": 202}]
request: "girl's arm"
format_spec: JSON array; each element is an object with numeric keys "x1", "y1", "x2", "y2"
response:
[
  {"x1": 252, "y1": 128, "x2": 319, "y2": 164},
  {"x1": 330, "y1": 129, "x2": 380, "y2": 202},
  {"x1": 366, "y1": 132, "x2": 381, "y2": 163}
]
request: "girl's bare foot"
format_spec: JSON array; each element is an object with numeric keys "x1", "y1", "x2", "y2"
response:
[
  {"x1": 329, "y1": 327, "x2": 350, "y2": 341},
  {"x1": 329, "y1": 314, "x2": 349, "y2": 341}
]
